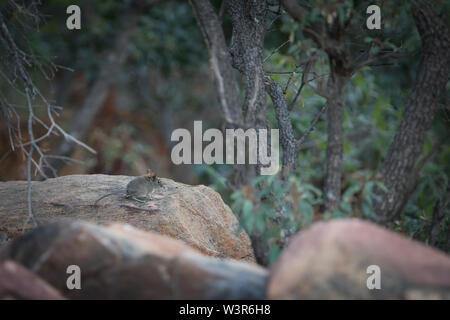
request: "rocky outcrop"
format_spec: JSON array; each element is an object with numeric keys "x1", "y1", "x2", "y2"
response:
[
  {"x1": 2, "y1": 183, "x2": 449, "y2": 300},
  {"x1": 267, "y1": 219, "x2": 450, "y2": 299},
  {"x1": 0, "y1": 174, "x2": 255, "y2": 262},
  {"x1": 0, "y1": 221, "x2": 267, "y2": 299}
]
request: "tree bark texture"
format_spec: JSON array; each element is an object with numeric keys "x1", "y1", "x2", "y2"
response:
[
  {"x1": 190, "y1": 0, "x2": 243, "y2": 127},
  {"x1": 225, "y1": 0, "x2": 267, "y2": 127},
  {"x1": 225, "y1": 0, "x2": 270, "y2": 264},
  {"x1": 265, "y1": 76, "x2": 298, "y2": 170},
  {"x1": 373, "y1": 1, "x2": 450, "y2": 221},
  {"x1": 324, "y1": 74, "x2": 346, "y2": 212}
]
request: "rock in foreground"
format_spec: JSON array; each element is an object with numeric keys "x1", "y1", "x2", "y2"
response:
[
  {"x1": 267, "y1": 219, "x2": 450, "y2": 299},
  {"x1": 0, "y1": 221, "x2": 267, "y2": 299},
  {"x1": 0, "y1": 260, "x2": 64, "y2": 299}
]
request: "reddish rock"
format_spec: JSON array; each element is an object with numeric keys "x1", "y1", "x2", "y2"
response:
[
  {"x1": 0, "y1": 221, "x2": 267, "y2": 299},
  {"x1": 0, "y1": 260, "x2": 64, "y2": 299},
  {"x1": 267, "y1": 219, "x2": 450, "y2": 299}
]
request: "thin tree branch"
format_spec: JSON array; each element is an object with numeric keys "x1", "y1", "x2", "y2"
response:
[
  {"x1": 296, "y1": 102, "x2": 328, "y2": 148},
  {"x1": 190, "y1": 0, "x2": 243, "y2": 127},
  {"x1": 288, "y1": 58, "x2": 313, "y2": 111}
]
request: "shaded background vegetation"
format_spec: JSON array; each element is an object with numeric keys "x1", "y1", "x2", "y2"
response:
[{"x1": 0, "y1": 0, "x2": 448, "y2": 264}]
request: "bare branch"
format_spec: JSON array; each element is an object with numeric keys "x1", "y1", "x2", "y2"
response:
[
  {"x1": 0, "y1": 1, "x2": 99, "y2": 230},
  {"x1": 288, "y1": 58, "x2": 314, "y2": 111},
  {"x1": 264, "y1": 39, "x2": 291, "y2": 62},
  {"x1": 296, "y1": 102, "x2": 328, "y2": 148},
  {"x1": 190, "y1": 0, "x2": 243, "y2": 127}
]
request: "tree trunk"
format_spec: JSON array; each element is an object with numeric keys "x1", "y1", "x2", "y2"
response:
[
  {"x1": 373, "y1": 1, "x2": 450, "y2": 221},
  {"x1": 189, "y1": 0, "x2": 243, "y2": 127},
  {"x1": 265, "y1": 76, "x2": 299, "y2": 171},
  {"x1": 225, "y1": 0, "x2": 270, "y2": 265},
  {"x1": 324, "y1": 74, "x2": 346, "y2": 212},
  {"x1": 225, "y1": 0, "x2": 267, "y2": 127}
]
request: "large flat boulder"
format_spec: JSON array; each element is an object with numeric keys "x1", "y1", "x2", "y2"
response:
[
  {"x1": 0, "y1": 174, "x2": 254, "y2": 262},
  {"x1": 267, "y1": 219, "x2": 450, "y2": 299},
  {"x1": 0, "y1": 221, "x2": 267, "y2": 299}
]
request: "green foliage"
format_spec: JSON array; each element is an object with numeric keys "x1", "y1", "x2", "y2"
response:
[
  {"x1": 229, "y1": 174, "x2": 322, "y2": 264},
  {"x1": 23, "y1": 0, "x2": 204, "y2": 81},
  {"x1": 130, "y1": 1, "x2": 206, "y2": 71},
  {"x1": 325, "y1": 170, "x2": 388, "y2": 220},
  {"x1": 221, "y1": 0, "x2": 449, "y2": 255},
  {"x1": 399, "y1": 164, "x2": 449, "y2": 251}
]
